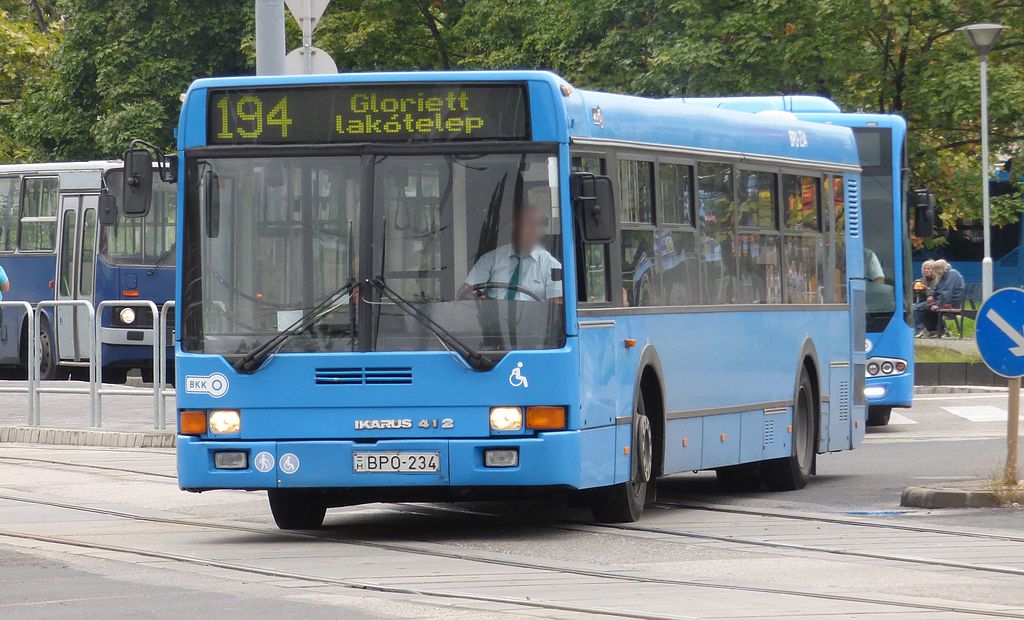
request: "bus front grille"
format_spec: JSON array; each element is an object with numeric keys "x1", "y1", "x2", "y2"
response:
[{"x1": 315, "y1": 367, "x2": 413, "y2": 385}]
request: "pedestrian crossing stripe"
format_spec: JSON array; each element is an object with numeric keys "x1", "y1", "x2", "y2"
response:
[
  {"x1": 887, "y1": 412, "x2": 918, "y2": 425},
  {"x1": 941, "y1": 405, "x2": 1023, "y2": 422}
]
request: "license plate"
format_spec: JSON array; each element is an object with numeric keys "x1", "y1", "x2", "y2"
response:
[{"x1": 353, "y1": 451, "x2": 440, "y2": 473}]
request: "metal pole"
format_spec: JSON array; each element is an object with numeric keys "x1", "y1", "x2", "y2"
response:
[
  {"x1": 255, "y1": 0, "x2": 286, "y2": 76},
  {"x1": 304, "y1": 0, "x2": 313, "y2": 74},
  {"x1": 1008, "y1": 377, "x2": 1020, "y2": 485},
  {"x1": 980, "y1": 53, "x2": 994, "y2": 301}
]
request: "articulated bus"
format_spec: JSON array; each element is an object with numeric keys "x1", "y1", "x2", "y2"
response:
[
  {"x1": 141, "y1": 71, "x2": 865, "y2": 529},
  {"x1": 683, "y1": 96, "x2": 921, "y2": 427},
  {"x1": 0, "y1": 161, "x2": 176, "y2": 382}
]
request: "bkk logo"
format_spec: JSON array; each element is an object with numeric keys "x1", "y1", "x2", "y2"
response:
[{"x1": 184, "y1": 372, "x2": 229, "y2": 398}]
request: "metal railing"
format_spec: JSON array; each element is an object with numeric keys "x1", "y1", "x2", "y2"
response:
[
  {"x1": 0, "y1": 298, "x2": 172, "y2": 429},
  {"x1": 33, "y1": 300, "x2": 97, "y2": 426},
  {"x1": 94, "y1": 300, "x2": 160, "y2": 428},
  {"x1": 157, "y1": 300, "x2": 175, "y2": 430},
  {"x1": 0, "y1": 301, "x2": 35, "y2": 425}
]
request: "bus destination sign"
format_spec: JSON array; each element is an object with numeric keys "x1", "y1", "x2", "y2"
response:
[{"x1": 208, "y1": 84, "x2": 529, "y2": 145}]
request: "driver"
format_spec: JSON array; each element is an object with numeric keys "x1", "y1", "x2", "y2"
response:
[{"x1": 462, "y1": 201, "x2": 563, "y2": 303}]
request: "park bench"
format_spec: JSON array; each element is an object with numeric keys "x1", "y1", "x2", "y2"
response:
[{"x1": 938, "y1": 282, "x2": 983, "y2": 339}]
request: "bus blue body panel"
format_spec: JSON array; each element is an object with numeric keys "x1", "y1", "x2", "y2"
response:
[
  {"x1": 175, "y1": 71, "x2": 864, "y2": 494},
  {"x1": 0, "y1": 254, "x2": 56, "y2": 364}
]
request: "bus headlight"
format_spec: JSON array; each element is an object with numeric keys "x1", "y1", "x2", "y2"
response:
[
  {"x1": 867, "y1": 363, "x2": 880, "y2": 376},
  {"x1": 208, "y1": 409, "x2": 241, "y2": 434},
  {"x1": 119, "y1": 307, "x2": 137, "y2": 325},
  {"x1": 489, "y1": 407, "x2": 523, "y2": 431}
]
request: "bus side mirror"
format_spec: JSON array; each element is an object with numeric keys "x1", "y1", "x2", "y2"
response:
[
  {"x1": 98, "y1": 190, "x2": 118, "y2": 226},
  {"x1": 571, "y1": 172, "x2": 616, "y2": 244},
  {"x1": 122, "y1": 148, "x2": 153, "y2": 218},
  {"x1": 204, "y1": 170, "x2": 220, "y2": 238},
  {"x1": 910, "y1": 188, "x2": 935, "y2": 238}
]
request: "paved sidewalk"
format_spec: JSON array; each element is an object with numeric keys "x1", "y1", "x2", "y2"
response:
[{"x1": 0, "y1": 379, "x2": 175, "y2": 447}]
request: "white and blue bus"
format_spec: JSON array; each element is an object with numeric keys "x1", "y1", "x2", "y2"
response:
[
  {"x1": 683, "y1": 96, "x2": 930, "y2": 427},
  {"x1": 0, "y1": 161, "x2": 176, "y2": 382},
  {"x1": 136, "y1": 71, "x2": 865, "y2": 528}
]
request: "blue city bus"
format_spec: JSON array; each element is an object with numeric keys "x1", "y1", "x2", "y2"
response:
[
  {"x1": 913, "y1": 163, "x2": 1023, "y2": 289},
  {"x1": 682, "y1": 97, "x2": 918, "y2": 427},
  {"x1": 142, "y1": 71, "x2": 865, "y2": 529},
  {"x1": 0, "y1": 161, "x2": 176, "y2": 382}
]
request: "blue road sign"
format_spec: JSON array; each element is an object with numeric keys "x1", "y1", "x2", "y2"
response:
[{"x1": 976, "y1": 288, "x2": 1024, "y2": 378}]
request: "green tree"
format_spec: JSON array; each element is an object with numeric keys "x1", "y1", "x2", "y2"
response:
[
  {"x1": 11, "y1": 0, "x2": 251, "y2": 161},
  {"x1": 0, "y1": 0, "x2": 58, "y2": 161}
]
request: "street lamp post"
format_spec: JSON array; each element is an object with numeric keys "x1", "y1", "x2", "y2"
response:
[{"x1": 958, "y1": 23, "x2": 1007, "y2": 301}]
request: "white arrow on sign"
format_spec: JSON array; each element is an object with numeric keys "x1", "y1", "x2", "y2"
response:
[
  {"x1": 285, "y1": 0, "x2": 329, "y2": 24},
  {"x1": 986, "y1": 308, "x2": 1024, "y2": 356}
]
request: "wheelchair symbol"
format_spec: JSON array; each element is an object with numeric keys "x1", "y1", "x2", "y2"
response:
[{"x1": 509, "y1": 362, "x2": 529, "y2": 388}]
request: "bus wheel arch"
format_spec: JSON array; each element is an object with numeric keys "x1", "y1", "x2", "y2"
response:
[{"x1": 635, "y1": 345, "x2": 666, "y2": 480}]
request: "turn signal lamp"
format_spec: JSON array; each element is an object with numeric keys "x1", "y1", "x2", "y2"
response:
[
  {"x1": 122, "y1": 290, "x2": 141, "y2": 298},
  {"x1": 490, "y1": 407, "x2": 523, "y2": 431},
  {"x1": 179, "y1": 410, "x2": 207, "y2": 435},
  {"x1": 526, "y1": 406, "x2": 566, "y2": 430},
  {"x1": 208, "y1": 409, "x2": 241, "y2": 435}
]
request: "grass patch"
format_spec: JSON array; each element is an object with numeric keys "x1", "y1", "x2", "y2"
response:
[
  {"x1": 939, "y1": 315, "x2": 976, "y2": 338},
  {"x1": 915, "y1": 344, "x2": 982, "y2": 363}
]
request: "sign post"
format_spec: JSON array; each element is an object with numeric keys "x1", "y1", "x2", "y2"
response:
[
  {"x1": 284, "y1": 0, "x2": 336, "y2": 75},
  {"x1": 975, "y1": 287, "x2": 1024, "y2": 484}
]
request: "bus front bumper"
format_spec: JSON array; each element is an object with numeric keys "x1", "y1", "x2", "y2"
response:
[
  {"x1": 865, "y1": 371, "x2": 914, "y2": 408},
  {"x1": 177, "y1": 427, "x2": 621, "y2": 492}
]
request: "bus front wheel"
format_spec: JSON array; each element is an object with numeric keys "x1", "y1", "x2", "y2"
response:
[
  {"x1": 867, "y1": 406, "x2": 891, "y2": 427},
  {"x1": 268, "y1": 489, "x2": 327, "y2": 530},
  {"x1": 762, "y1": 372, "x2": 816, "y2": 491},
  {"x1": 591, "y1": 394, "x2": 653, "y2": 523}
]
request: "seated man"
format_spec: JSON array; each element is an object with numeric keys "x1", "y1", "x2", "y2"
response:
[{"x1": 462, "y1": 202, "x2": 563, "y2": 303}]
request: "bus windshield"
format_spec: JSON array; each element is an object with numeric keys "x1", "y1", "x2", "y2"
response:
[
  {"x1": 102, "y1": 170, "x2": 177, "y2": 266},
  {"x1": 181, "y1": 151, "x2": 565, "y2": 357},
  {"x1": 853, "y1": 128, "x2": 897, "y2": 328}
]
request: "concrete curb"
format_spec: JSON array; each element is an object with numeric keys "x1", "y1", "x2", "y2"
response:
[
  {"x1": 913, "y1": 385, "x2": 1007, "y2": 395},
  {"x1": 901, "y1": 485, "x2": 1000, "y2": 509},
  {"x1": 0, "y1": 426, "x2": 175, "y2": 448}
]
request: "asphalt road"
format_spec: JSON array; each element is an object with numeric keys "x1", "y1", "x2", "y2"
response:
[{"x1": 0, "y1": 390, "x2": 1021, "y2": 618}]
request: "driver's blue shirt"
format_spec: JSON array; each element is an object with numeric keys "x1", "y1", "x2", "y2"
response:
[
  {"x1": 465, "y1": 243, "x2": 562, "y2": 300},
  {"x1": 0, "y1": 265, "x2": 8, "y2": 301}
]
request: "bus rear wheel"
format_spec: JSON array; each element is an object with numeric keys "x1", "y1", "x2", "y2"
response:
[
  {"x1": 762, "y1": 372, "x2": 816, "y2": 491},
  {"x1": 37, "y1": 322, "x2": 57, "y2": 381},
  {"x1": 268, "y1": 489, "x2": 327, "y2": 530},
  {"x1": 591, "y1": 394, "x2": 653, "y2": 523},
  {"x1": 867, "y1": 406, "x2": 891, "y2": 427}
]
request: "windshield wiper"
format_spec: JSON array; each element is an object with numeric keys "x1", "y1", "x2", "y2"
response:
[
  {"x1": 148, "y1": 245, "x2": 176, "y2": 275},
  {"x1": 366, "y1": 276, "x2": 495, "y2": 372},
  {"x1": 234, "y1": 280, "x2": 356, "y2": 374}
]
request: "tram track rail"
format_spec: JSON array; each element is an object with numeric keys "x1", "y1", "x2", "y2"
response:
[
  {"x1": 395, "y1": 502, "x2": 1024, "y2": 579},
  {"x1": 0, "y1": 492, "x2": 1022, "y2": 619}
]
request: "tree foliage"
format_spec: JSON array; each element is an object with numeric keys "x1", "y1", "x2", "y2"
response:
[{"x1": 1, "y1": 0, "x2": 1023, "y2": 228}]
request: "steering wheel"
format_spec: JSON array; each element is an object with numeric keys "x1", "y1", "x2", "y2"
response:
[{"x1": 459, "y1": 282, "x2": 545, "y2": 302}]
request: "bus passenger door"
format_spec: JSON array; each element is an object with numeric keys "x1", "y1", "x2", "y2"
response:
[{"x1": 54, "y1": 195, "x2": 84, "y2": 362}]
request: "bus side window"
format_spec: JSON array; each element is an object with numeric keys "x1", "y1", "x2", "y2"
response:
[
  {"x1": 619, "y1": 159, "x2": 656, "y2": 307},
  {"x1": 734, "y1": 170, "x2": 781, "y2": 304},
  {"x1": 833, "y1": 176, "x2": 847, "y2": 303},
  {"x1": 572, "y1": 155, "x2": 610, "y2": 303},
  {"x1": 657, "y1": 162, "x2": 699, "y2": 306},
  {"x1": 697, "y1": 163, "x2": 735, "y2": 305},
  {"x1": 782, "y1": 175, "x2": 824, "y2": 304},
  {"x1": 19, "y1": 177, "x2": 58, "y2": 252},
  {"x1": 0, "y1": 177, "x2": 19, "y2": 252}
]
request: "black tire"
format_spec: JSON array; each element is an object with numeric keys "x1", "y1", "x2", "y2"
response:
[
  {"x1": 867, "y1": 406, "x2": 892, "y2": 427},
  {"x1": 37, "y1": 321, "x2": 57, "y2": 381},
  {"x1": 762, "y1": 372, "x2": 816, "y2": 491},
  {"x1": 591, "y1": 394, "x2": 653, "y2": 523},
  {"x1": 268, "y1": 489, "x2": 327, "y2": 530},
  {"x1": 716, "y1": 462, "x2": 762, "y2": 492}
]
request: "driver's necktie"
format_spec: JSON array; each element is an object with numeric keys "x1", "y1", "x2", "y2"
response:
[{"x1": 506, "y1": 256, "x2": 522, "y2": 300}]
